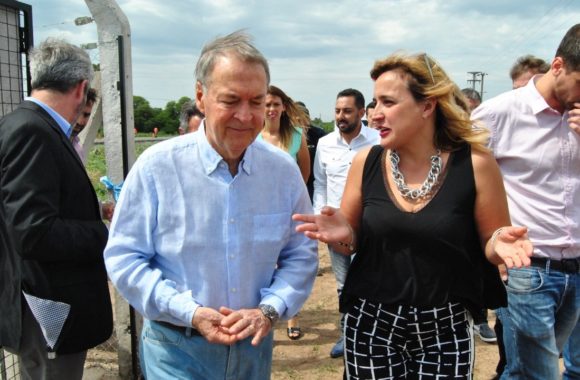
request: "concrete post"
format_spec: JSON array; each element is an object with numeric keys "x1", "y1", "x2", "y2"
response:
[
  {"x1": 83, "y1": 1, "x2": 137, "y2": 379},
  {"x1": 84, "y1": 0, "x2": 135, "y2": 182}
]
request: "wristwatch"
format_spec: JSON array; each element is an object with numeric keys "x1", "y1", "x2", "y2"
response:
[{"x1": 258, "y1": 304, "x2": 279, "y2": 325}]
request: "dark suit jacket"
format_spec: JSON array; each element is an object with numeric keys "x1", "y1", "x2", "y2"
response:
[
  {"x1": 0, "y1": 101, "x2": 113, "y2": 354},
  {"x1": 306, "y1": 125, "x2": 327, "y2": 201}
]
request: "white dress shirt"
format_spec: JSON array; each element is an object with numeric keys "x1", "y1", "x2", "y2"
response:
[
  {"x1": 472, "y1": 76, "x2": 580, "y2": 259},
  {"x1": 312, "y1": 125, "x2": 379, "y2": 213}
]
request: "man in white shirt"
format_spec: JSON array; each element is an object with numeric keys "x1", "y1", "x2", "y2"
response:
[
  {"x1": 313, "y1": 88, "x2": 379, "y2": 358},
  {"x1": 472, "y1": 24, "x2": 580, "y2": 379}
]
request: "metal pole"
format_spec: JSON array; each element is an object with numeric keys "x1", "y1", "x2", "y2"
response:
[
  {"x1": 116, "y1": 35, "x2": 138, "y2": 379},
  {"x1": 479, "y1": 73, "x2": 487, "y2": 100},
  {"x1": 117, "y1": 36, "x2": 129, "y2": 178}
]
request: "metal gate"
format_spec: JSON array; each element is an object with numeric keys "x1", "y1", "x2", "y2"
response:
[
  {"x1": 0, "y1": 1, "x2": 31, "y2": 378},
  {"x1": 0, "y1": 0, "x2": 31, "y2": 118}
]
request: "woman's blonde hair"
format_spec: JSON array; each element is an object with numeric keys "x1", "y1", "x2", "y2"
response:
[
  {"x1": 267, "y1": 85, "x2": 310, "y2": 150},
  {"x1": 370, "y1": 52, "x2": 489, "y2": 152}
]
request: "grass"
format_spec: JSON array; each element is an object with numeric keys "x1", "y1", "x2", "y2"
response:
[{"x1": 86, "y1": 141, "x2": 155, "y2": 201}]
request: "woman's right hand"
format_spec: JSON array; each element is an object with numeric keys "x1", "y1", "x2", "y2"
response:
[{"x1": 292, "y1": 206, "x2": 353, "y2": 246}]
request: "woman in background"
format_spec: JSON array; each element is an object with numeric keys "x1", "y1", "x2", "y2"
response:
[
  {"x1": 259, "y1": 85, "x2": 310, "y2": 340},
  {"x1": 259, "y1": 85, "x2": 310, "y2": 183}
]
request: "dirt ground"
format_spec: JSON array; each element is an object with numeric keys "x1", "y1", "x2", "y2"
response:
[{"x1": 84, "y1": 243, "x2": 500, "y2": 379}]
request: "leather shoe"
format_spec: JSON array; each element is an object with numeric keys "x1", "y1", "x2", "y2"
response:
[{"x1": 329, "y1": 336, "x2": 344, "y2": 358}]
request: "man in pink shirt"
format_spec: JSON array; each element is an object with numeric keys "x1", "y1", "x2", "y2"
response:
[{"x1": 472, "y1": 24, "x2": 580, "y2": 380}]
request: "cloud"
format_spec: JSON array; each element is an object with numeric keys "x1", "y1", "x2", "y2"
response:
[{"x1": 27, "y1": 0, "x2": 580, "y2": 120}]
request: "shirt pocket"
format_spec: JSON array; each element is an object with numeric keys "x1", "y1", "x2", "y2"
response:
[
  {"x1": 326, "y1": 156, "x2": 351, "y2": 178},
  {"x1": 251, "y1": 212, "x2": 291, "y2": 263}
]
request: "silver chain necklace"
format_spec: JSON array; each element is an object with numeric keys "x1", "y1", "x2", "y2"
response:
[{"x1": 389, "y1": 149, "x2": 442, "y2": 201}]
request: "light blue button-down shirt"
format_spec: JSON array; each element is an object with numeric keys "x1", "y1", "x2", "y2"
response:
[{"x1": 104, "y1": 125, "x2": 318, "y2": 327}]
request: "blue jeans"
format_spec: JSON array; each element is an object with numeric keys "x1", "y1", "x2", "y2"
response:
[
  {"x1": 328, "y1": 245, "x2": 351, "y2": 332},
  {"x1": 564, "y1": 322, "x2": 580, "y2": 380},
  {"x1": 140, "y1": 319, "x2": 273, "y2": 379},
  {"x1": 496, "y1": 307, "x2": 522, "y2": 379},
  {"x1": 500, "y1": 264, "x2": 579, "y2": 380}
]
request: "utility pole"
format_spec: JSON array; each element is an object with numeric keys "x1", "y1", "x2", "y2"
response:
[
  {"x1": 479, "y1": 72, "x2": 487, "y2": 100},
  {"x1": 467, "y1": 71, "x2": 487, "y2": 100}
]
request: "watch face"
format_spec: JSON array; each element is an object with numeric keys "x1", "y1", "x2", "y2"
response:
[{"x1": 259, "y1": 304, "x2": 279, "y2": 323}]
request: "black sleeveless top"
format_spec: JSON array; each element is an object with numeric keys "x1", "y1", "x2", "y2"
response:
[{"x1": 339, "y1": 144, "x2": 506, "y2": 315}]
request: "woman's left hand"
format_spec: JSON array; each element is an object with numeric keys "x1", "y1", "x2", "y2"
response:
[{"x1": 493, "y1": 226, "x2": 533, "y2": 268}]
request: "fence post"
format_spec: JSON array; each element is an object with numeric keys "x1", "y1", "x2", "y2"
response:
[{"x1": 84, "y1": 0, "x2": 137, "y2": 378}]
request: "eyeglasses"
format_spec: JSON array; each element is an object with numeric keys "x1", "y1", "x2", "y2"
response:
[{"x1": 423, "y1": 54, "x2": 435, "y2": 84}]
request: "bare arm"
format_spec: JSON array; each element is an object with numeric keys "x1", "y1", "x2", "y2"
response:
[
  {"x1": 335, "y1": 147, "x2": 369, "y2": 254},
  {"x1": 296, "y1": 133, "x2": 311, "y2": 183},
  {"x1": 293, "y1": 147, "x2": 371, "y2": 256}
]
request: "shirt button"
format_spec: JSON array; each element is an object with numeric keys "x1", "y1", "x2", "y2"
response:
[
  {"x1": 229, "y1": 255, "x2": 235, "y2": 259},
  {"x1": 231, "y1": 288, "x2": 237, "y2": 293},
  {"x1": 229, "y1": 218, "x2": 235, "y2": 223}
]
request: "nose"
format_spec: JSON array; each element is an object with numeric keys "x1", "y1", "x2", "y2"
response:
[
  {"x1": 372, "y1": 102, "x2": 383, "y2": 119},
  {"x1": 235, "y1": 102, "x2": 253, "y2": 123}
]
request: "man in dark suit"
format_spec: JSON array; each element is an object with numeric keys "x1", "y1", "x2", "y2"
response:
[{"x1": 0, "y1": 38, "x2": 112, "y2": 380}]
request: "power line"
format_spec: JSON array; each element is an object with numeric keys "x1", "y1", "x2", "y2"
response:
[
  {"x1": 466, "y1": 71, "x2": 487, "y2": 99},
  {"x1": 476, "y1": 0, "x2": 575, "y2": 72}
]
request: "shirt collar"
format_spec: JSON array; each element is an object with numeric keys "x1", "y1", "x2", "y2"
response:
[
  {"x1": 25, "y1": 97, "x2": 72, "y2": 137},
  {"x1": 524, "y1": 75, "x2": 559, "y2": 116},
  {"x1": 334, "y1": 124, "x2": 376, "y2": 145},
  {"x1": 196, "y1": 122, "x2": 253, "y2": 176}
]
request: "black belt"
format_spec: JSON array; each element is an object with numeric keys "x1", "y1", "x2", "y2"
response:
[
  {"x1": 530, "y1": 257, "x2": 580, "y2": 274},
  {"x1": 154, "y1": 320, "x2": 202, "y2": 337}
]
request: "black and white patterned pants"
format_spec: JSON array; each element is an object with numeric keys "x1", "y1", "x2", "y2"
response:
[{"x1": 344, "y1": 299, "x2": 474, "y2": 379}]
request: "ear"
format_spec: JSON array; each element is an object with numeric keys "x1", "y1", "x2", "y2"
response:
[
  {"x1": 76, "y1": 80, "x2": 89, "y2": 103},
  {"x1": 195, "y1": 81, "x2": 205, "y2": 114},
  {"x1": 357, "y1": 107, "x2": 366, "y2": 119},
  {"x1": 422, "y1": 98, "x2": 437, "y2": 119},
  {"x1": 552, "y1": 57, "x2": 565, "y2": 76}
]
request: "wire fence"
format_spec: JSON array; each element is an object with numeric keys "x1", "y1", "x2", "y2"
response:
[
  {"x1": 1, "y1": 1, "x2": 31, "y2": 377},
  {"x1": 0, "y1": 0, "x2": 31, "y2": 118},
  {"x1": 0, "y1": 295, "x2": 122, "y2": 380}
]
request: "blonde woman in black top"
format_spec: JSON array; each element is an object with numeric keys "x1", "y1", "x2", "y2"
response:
[{"x1": 293, "y1": 53, "x2": 533, "y2": 379}]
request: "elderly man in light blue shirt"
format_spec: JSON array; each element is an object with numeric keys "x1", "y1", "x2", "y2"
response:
[{"x1": 104, "y1": 31, "x2": 318, "y2": 379}]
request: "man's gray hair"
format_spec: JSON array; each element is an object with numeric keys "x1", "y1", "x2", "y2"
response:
[
  {"x1": 29, "y1": 38, "x2": 94, "y2": 93},
  {"x1": 195, "y1": 30, "x2": 270, "y2": 89},
  {"x1": 179, "y1": 100, "x2": 204, "y2": 129}
]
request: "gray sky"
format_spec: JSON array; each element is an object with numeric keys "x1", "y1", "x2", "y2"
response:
[{"x1": 27, "y1": 0, "x2": 579, "y2": 121}]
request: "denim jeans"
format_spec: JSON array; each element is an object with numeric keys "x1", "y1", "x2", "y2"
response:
[
  {"x1": 328, "y1": 245, "x2": 351, "y2": 332},
  {"x1": 140, "y1": 319, "x2": 273, "y2": 379},
  {"x1": 496, "y1": 307, "x2": 522, "y2": 379},
  {"x1": 500, "y1": 264, "x2": 579, "y2": 380},
  {"x1": 564, "y1": 322, "x2": 580, "y2": 380}
]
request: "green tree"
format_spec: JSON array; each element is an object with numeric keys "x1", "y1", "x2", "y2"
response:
[
  {"x1": 320, "y1": 120, "x2": 335, "y2": 133},
  {"x1": 177, "y1": 96, "x2": 192, "y2": 110},
  {"x1": 158, "y1": 101, "x2": 180, "y2": 134},
  {"x1": 133, "y1": 96, "x2": 156, "y2": 133}
]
